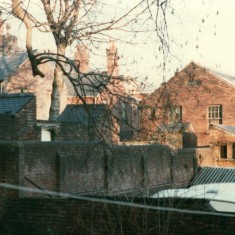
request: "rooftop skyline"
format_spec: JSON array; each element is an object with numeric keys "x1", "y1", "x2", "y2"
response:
[{"x1": 1, "y1": 0, "x2": 235, "y2": 90}]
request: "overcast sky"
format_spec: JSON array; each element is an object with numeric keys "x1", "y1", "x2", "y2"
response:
[
  {"x1": 3, "y1": 0, "x2": 235, "y2": 90},
  {"x1": 130, "y1": 0, "x2": 235, "y2": 89}
]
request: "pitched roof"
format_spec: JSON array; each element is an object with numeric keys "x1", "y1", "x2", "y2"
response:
[
  {"x1": 0, "y1": 51, "x2": 28, "y2": 82},
  {"x1": 190, "y1": 167, "x2": 235, "y2": 186},
  {"x1": 57, "y1": 104, "x2": 109, "y2": 124},
  {"x1": 210, "y1": 124, "x2": 235, "y2": 136},
  {"x1": 191, "y1": 62, "x2": 235, "y2": 88},
  {"x1": 208, "y1": 69, "x2": 235, "y2": 87},
  {"x1": 64, "y1": 72, "x2": 111, "y2": 97},
  {"x1": 0, "y1": 93, "x2": 34, "y2": 115}
]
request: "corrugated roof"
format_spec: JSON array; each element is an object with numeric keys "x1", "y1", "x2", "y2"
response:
[
  {"x1": 0, "y1": 51, "x2": 28, "y2": 81},
  {"x1": 0, "y1": 93, "x2": 34, "y2": 115},
  {"x1": 190, "y1": 167, "x2": 235, "y2": 186},
  {"x1": 57, "y1": 104, "x2": 108, "y2": 124},
  {"x1": 210, "y1": 124, "x2": 235, "y2": 136}
]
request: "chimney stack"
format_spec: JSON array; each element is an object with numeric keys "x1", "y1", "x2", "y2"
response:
[
  {"x1": 74, "y1": 44, "x2": 90, "y2": 73},
  {"x1": 106, "y1": 41, "x2": 119, "y2": 77},
  {"x1": 0, "y1": 11, "x2": 4, "y2": 36}
]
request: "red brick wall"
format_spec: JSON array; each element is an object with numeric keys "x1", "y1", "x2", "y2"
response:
[
  {"x1": 209, "y1": 126, "x2": 235, "y2": 143},
  {"x1": 183, "y1": 146, "x2": 235, "y2": 167},
  {"x1": 141, "y1": 62, "x2": 235, "y2": 147}
]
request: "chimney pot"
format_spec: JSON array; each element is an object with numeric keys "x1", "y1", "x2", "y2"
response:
[
  {"x1": 106, "y1": 40, "x2": 119, "y2": 77},
  {"x1": 0, "y1": 10, "x2": 4, "y2": 36}
]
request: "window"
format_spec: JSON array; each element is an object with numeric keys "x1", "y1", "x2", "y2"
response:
[
  {"x1": 220, "y1": 143, "x2": 227, "y2": 159},
  {"x1": 219, "y1": 142, "x2": 235, "y2": 159},
  {"x1": 208, "y1": 105, "x2": 222, "y2": 125},
  {"x1": 41, "y1": 129, "x2": 53, "y2": 141}
]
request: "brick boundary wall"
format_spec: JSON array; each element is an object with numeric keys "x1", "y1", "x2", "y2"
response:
[
  {"x1": 0, "y1": 197, "x2": 234, "y2": 235},
  {"x1": 0, "y1": 141, "x2": 197, "y2": 197}
]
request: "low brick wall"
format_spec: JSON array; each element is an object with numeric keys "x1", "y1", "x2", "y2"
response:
[{"x1": 0, "y1": 197, "x2": 234, "y2": 235}]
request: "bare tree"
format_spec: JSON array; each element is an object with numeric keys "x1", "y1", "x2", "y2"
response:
[{"x1": 6, "y1": 0, "x2": 171, "y2": 121}]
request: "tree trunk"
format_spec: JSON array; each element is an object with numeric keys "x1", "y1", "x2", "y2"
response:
[{"x1": 49, "y1": 44, "x2": 66, "y2": 121}]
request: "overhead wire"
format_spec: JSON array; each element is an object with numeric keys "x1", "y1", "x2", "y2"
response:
[{"x1": 1, "y1": 183, "x2": 235, "y2": 218}]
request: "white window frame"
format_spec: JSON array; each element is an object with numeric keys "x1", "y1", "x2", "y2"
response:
[
  {"x1": 41, "y1": 129, "x2": 52, "y2": 141},
  {"x1": 208, "y1": 105, "x2": 222, "y2": 125}
]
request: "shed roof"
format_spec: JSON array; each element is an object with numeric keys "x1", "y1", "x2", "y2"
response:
[
  {"x1": 0, "y1": 93, "x2": 34, "y2": 115},
  {"x1": 152, "y1": 183, "x2": 235, "y2": 213},
  {"x1": 190, "y1": 167, "x2": 235, "y2": 186},
  {"x1": 57, "y1": 104, "x2": 108, "y2": 124},
  {"x1": 0, "y1": 51, "x2": 28, "y2": 82}
]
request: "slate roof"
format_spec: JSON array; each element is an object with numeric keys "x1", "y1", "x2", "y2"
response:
[
  {"x1": 0, "y1": 51, "x2": 28, "y2": 82},
  {"x1": 0, "y1": 50, "x2": 115, "y2": 99},
  {"x1": 57, "y1": 104, "x2": 108, "y2": 124},
  {"x1": 0, "y1": 93, "x2": 34, "y2": 115},
  {"x1": 210, "y1": 124, "x2": 235, "y2": 136},
  {"x1": 64, "y1": 72, "x2": 111, "y2": 97},
  {"x1": 190, "y1": 167, "x2": 235, "y2": 186},
  {"x1": 191, "y1": 62, "x2": 235, "y2": 87},
  {"x1": 209, "y1": 69, "x2": 235, "y2": 87}
]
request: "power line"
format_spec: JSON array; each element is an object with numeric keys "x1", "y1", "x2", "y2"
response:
[{"x1": 1, "y1": 183, "x2": 235, "y2": 218}]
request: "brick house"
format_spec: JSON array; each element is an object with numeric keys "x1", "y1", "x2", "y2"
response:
[
  {"x1": 0, "y1": 14, "x2": 60, "y2": 120},
  {"x1": 1, "y1": 9, "x2": 145, "y2": 143},
  {"x1": 65, "y1": 41, "x2": 144, "y2": 141},
  {"x1": 140, "y1": 62, "x2": 235, "y2": 165},
  {"x1": 0, "y1": 93, "x2": 114, "y2": 143},
  {"x1": 0, "y1": 16, "x2": 143, "y2": 141}
]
